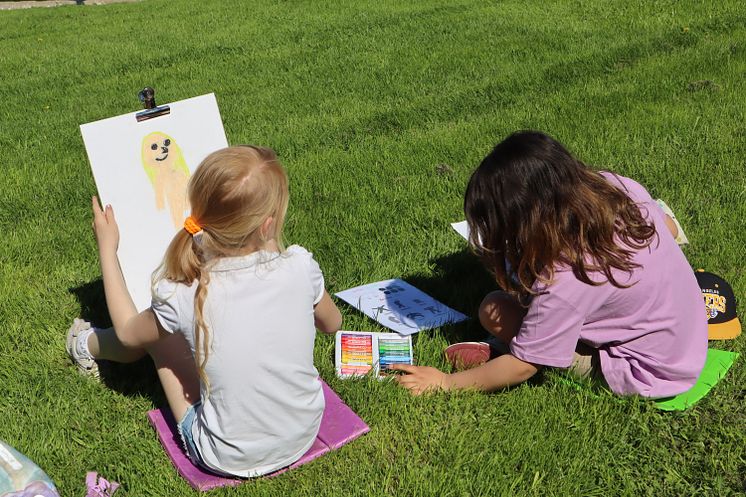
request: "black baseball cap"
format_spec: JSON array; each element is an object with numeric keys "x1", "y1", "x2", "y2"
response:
[{"x1": 695, "y1": 270, "x2": 741, "y2": 340}]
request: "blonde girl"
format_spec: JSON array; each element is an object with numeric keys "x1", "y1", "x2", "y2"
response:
[{"x1": 68, "y1": 146, "x2": 342, "y2": 477}]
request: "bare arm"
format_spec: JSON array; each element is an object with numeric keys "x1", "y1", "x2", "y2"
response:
[
  {"x1": 314, "y1": 290, "x2": 342, "y2": 334},
  {"x1": 92, "y1": 196, "x2": 161, "y2": 348},
  {"x1": 392, "y1": 354, "x2": 540, "y2": 395},
  {"x1": 447, "y1": 354, "x2": 540, "y2": 391}
]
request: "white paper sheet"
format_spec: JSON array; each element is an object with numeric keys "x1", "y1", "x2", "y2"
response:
[
  {"x1": 80, "y1": 93, "x2": 228, "y2": 310},
  {"x1": 450, "y1": 220, "x2": 470, "y2": 241},
  {"x1": 335, "y1": 279, "x2": 468, "y2": 335}
]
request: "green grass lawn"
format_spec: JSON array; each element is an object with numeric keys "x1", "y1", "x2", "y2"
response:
[{"x1": 1, "y1": 0, "x2": 745, "y2": 495}]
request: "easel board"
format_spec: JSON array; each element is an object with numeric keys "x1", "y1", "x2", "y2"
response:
[{"x1": 80, "y1": 93, "x2": 228, "y2": 310}]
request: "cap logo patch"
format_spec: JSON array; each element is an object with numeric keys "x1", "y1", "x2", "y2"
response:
[{"x1": 703, "y1": 292, "x2": 727, "y2": 320}]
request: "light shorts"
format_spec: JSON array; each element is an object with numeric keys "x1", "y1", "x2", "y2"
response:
[
  {"x1": 177, "y1": 402, "x2": 205, "y2": 467},
  {"x1": 177, "y1": 402, "x2": 233, "y2": 477},
  {"x1": 568, "y1": 343, "x2": 609, "y2": 389},
  {"x1": 177, "y1": 402, "x2": 260, "y2": 478}
]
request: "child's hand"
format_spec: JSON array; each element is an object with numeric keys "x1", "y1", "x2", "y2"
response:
[
  {"x1": 390, "y1": 364, "x2": 451, "y2": 395},
  {"x1": 92, "y1": 195, "x2": 119, "y2": 254}
]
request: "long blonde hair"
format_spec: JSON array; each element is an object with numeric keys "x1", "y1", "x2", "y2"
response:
[{"x1": 154, "y1": 145, "x2": 289, "y2": 390}]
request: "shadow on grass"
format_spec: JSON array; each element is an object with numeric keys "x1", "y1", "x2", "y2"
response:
[
  {"x1": 399, "y1": 249, "x2": 496, "y2": 344},
  {"x1": 398, "y1": 249, "x2": 545, "y2": 386},
  {"x1": 68, "y1": 279, "x2": 166, "y2": 406}
]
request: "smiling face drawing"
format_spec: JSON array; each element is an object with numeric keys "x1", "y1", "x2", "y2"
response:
[
  {"x1": 143, "y1": 132, "x2": 176, "y2": 169},
  {"x1": 141, "y1": 132, "x2": 191, "y2": 228},
  {"x1": 152, "y1": 137, "x2": 170, "y2": 161}
]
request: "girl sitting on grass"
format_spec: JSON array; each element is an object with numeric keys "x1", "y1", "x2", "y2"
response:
[
  {"x1": 67, "y1": 146, "x2": 342, "y2": 477},
  {"x1": 393, "y1": 131, "x2": 707, "y2": 398}
]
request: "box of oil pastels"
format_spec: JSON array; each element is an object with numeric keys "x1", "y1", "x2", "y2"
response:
[{"x1": 335, "y1": 331, "x2": 413, "y2": 378}]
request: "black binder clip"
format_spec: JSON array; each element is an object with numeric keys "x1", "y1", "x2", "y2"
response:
[{"x1": 135, "y1": 87, "x2": 171, "y2": 122}]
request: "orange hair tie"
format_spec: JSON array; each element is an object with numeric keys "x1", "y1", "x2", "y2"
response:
[{"x1": 184, "y1": 216, "x2": 202, "y2": 235}]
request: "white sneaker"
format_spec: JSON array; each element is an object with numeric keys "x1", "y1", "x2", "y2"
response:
[{"x1": 66, "y1": 318, "x2": 100, "y2": 379}]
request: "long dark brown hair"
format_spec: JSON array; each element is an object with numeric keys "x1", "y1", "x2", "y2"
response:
[{"x1": 464, "y1": 131, "x2": 656, "y2": 298}]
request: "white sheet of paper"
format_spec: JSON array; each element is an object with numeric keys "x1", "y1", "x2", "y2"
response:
[
  {"x1": 335, "y1": 279, "x2": 468, "y2": 335},
  {"x1": 451, "y1": 220, "x2": 469, "y2": 241},
  {"x1": 80, "y1": 93, "x2": 228, "y2": 310}
]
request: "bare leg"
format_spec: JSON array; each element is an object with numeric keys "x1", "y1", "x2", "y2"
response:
[
  {"x1": 664, "y1": 214, "x2": 679, "y2": 239},
  {"x1": 568, "y1": 343, "x2": 595, "y2": 379},
  {"x1": 568, "y1": 342, "x2": 608, "y2": 388},
  {"x1": 79, "y1": 323, "x2": 199, "y2": 416},
  {"x1": 147, "y1": 330, "x2": 200, "y2": 421},
  {"x1": 478, "y1": 291, "x2": 527, "y2": 345},
  {"x1": 445, "y1": 291, "x2": 527, "y2": 370}
]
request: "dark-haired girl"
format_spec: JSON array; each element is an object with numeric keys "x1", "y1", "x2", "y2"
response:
[{"x1": 393, "y1": 131, "x2": 707, "y2": 397}]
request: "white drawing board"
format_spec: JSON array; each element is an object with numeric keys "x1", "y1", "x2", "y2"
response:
[
  {"x1": 80, "y1": 93, "x2": 228, "y2": 310},
  {"x1": 335, "y1": 279, "x2": 468, "y2": 335}
]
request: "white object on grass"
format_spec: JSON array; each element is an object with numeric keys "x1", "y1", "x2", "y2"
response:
[
  {"x1": 450, "y1": 220, "x2": 470, "y2": 241},
  {"x1": 335, "y1": 279, "x2": 468, "y2": 336},
  {"x1": 656, "y1": 199, "x2": 689, "y2": 246}
]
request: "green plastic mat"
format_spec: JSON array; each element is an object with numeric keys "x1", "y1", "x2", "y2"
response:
[
  {"x1": 654, "y1": 348, "x2": 739, "y2": 411},
  {"x1": 556, "y1": 348, "x2": 738, "y2": 411}
]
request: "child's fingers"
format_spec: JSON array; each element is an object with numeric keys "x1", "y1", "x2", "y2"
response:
[
  {"x1": 91, "y1": 195, "x2": 103, "y2": 216},
  {"x1": 105, "y1": 204, "x2": 116, "y2": 223},
  {"x1": 396, "y1": 376, "x2": 426, "y2": 395},
  {"x1": 394, "y1": 375, "x2": 414, "y2": 388},
  {"x1": 389, "y1": 364, "x2": 417, "y2": 374},
  {"x1": 91, "y1": 196, "x2": 117, "y2": 227},
  {"x1": 396, "y1": 374, "x2": 418, "y2": 386},
  {"x1": 91, "y1": 196, "x2": 107, "y2": 231}
]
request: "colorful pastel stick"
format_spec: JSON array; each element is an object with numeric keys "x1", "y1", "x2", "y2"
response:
[
  {"x1": 341, "y1": 365, "x2": 372, "y2": 375},
  {"x1": 336, "y1": 331, "x2": 413, "y2": 378}
]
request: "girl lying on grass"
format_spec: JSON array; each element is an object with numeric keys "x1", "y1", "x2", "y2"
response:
[
  {"x1": 393, "y1": 131, "x2": 708, "y2": 398},
  {"x1": 68, "y1": 146, "x2": 342, "y2": 477}
]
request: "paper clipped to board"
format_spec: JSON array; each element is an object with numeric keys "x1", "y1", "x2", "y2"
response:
[{"x1": 80, "y1": 93, "x2": 229, "y2": 311}]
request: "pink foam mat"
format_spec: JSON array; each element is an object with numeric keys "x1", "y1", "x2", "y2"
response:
[{"x1": 147, "y1": 380, "x2": 369, "y2": 492}]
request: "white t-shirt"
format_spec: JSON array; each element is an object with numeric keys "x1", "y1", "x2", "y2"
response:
[{"x1": 151, "y1": 245, "x2": 326, "y2": 477}]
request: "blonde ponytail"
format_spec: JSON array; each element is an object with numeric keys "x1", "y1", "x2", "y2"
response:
[
  {"x1": 192, "y1": 269, "x2": 212, "y2": 392},
  {"x1": 153, "y1": 145, "x2": 289, "y2": 396}
]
